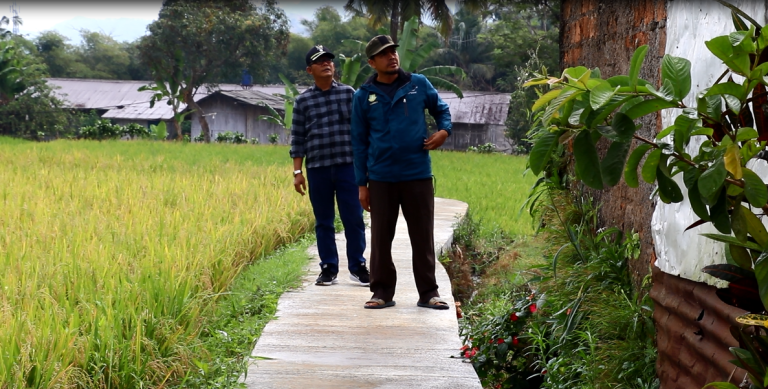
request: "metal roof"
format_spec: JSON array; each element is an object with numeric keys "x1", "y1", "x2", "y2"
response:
[
  {"x1": 201, "y1": 89, "x2": 286, "y2": 111},
  {"x1": 45, "y1": 78, "x2": 510, "y2": 125}
]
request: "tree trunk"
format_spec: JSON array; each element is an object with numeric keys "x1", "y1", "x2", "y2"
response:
[
  {"x1": 390, "y1": 0, "x2": 400, "y2": 43},
  {"x1": 184, "y1": 93, "x2": 211, "y2": 143},
  {"x1": 173, "y1": 117, "x2": 182, "y2": 141}
]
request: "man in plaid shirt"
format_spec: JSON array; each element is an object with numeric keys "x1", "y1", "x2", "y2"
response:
[{"x1": 290, "y1": 45, "x2": 369, "y2": 287}]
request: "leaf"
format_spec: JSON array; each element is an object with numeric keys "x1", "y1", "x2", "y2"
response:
[
  {"x1": 744, "y1": 206, "x2": 768, "y2": 248},
  {"x1": 702, "y1": 382, "x2": 740, "y2": 389},
  {"x1": 624, "y1": 144, "x2": 653, "y2": 188},
  {"x1": 724, "y1": 144, "x2": 743, "y2": 180},
  {"x1": 641, "y1": 149, "x2": 661, "y2": 184},
  {"x1": 732, "y1": 10, "x2": 749, "y2": 31},
  {"x1": 703, "y1": 263, "x2": 756, "y2": 282},
  {"x1": 532, "y1": 89, "x2": 562, "y2": 112},
  {"x1": 710, "y1": 190, "x2": 732, "y2": 234},
  {"x1": 601, "y1": 141, "x2": 631, "y2": 187},
  {"x1": 657, "y1": 165, "x2": 684, "y2": 203},
  {"x1": 611, "y1": 112, "x2": 637, "y2": 141},
  {"x1": 529, "y1": 130, "x2": 562, "y2": 175},
  {"x1": 656, "y1": 125, "x2": 675, "y2": 140},
  {"x1": 736, "y1": 313, "x2": 768, "y2": 327},
  {"x1": 408, "y1": 41, "x2": 441, "y2": 72},
  {"x1": 425, "y1": 76, "x2": 463, "y2": 99},
  {"x1": 688, "y1": 183, "x2": 711, "y2": 221},
  {"x1": 629, "y1": 45, "x2": 649, "y2": 90},
  {"x1": 730, "y1": 244, "x2": 755, "y2": 270},
  {"x1": 698, "y1": 158, "x2": 727, "y2": 199},
  {"x1": 736, "y1": 127, "x2": 759, "y2": 142},
  {"x1": 743, "y1": 168, "x2": 768, "y2": 209},
  {"x1": 662, "y1": 55, "x2": 692, "y2": 101},
  {"x1": 573, "y1": 131, "x2": 604, "y2": 189},
  {"x1": 705, "y1": 81, "x2": 747, "y2": 102},
  {"x1": 702, "y1": 234, "x2": 763, "y2": 251},
  {"x1": 625, "y1": 98, "x2": 679, "y2": 120},
  {"x1": 732, "y1": 203, "x2": 749, "y2": 243},
  {"x1": 589, "y1": 79, "x2": 619, "y2": 110},
  {"x1": 755, "y1": 251, "x2": 768, "y2": 313}
]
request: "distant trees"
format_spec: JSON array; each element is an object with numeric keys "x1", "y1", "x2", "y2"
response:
[{"x1": 138, "y1": 0, "x2": 290, "y2": 142}]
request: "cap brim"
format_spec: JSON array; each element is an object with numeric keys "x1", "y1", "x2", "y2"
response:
[
  {"x1": 369, "y1": 43, "x2": 399, "y2": 58},
  {"x1": 310, "y1": 51, "x2": 335, "y2": 62}
]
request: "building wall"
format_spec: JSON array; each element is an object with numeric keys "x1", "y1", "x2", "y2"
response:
[
  {"x1": 190, "y1": 95, "x2": 287, "y2": 143},
  {"x1": 440, "y1": 124, "x2": 514, "y2": 152}
]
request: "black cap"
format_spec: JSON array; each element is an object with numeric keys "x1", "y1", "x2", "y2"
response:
[
  {"x1": 365, "y1": 35, "x2": 399, "y2": 59},
  {"x1": 305, "y1": 45, "x2": 335, "y2": 66}
]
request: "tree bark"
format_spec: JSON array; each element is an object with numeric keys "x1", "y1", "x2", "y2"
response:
[
  {"x1": 172, "y1": 116, "x2": 183, "y2": 141},
  {"x1": 390, "y1": 0, "x2": 400, "y2": 43},
  {"x1": 184, "y1": 92, "x2": 211, "y2": 143}
]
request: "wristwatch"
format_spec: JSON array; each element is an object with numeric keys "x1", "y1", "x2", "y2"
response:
[{"x1": 293, "y1": 169, "x2": 302, "y2": 177}]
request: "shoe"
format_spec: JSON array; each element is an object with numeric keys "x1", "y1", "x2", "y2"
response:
[
  {"x1": 315, "y1": 270, "x2": 338, "y2": 286},
  {"x1": 349, "y1": 265, "x2": 370, "y2": 286}
]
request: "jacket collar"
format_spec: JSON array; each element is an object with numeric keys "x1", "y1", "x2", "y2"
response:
[{"x1": 363, "y1": 68, "x2": 412, "y2": 87}]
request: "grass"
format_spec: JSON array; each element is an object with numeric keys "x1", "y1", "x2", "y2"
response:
[
  {"x1": 432, "y1": 150, "x2": 538, "y2": 238},
  {"x1": 0, "y1": 139, "x2": 313, "y2": 388}
]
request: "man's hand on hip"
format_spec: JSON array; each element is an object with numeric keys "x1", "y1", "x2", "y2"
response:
[
  {"x1": 294, "y1": 174, "x2": 306, "y2": 196},
  {"x1": 359, "y1": 186, "x2": 371, "y2": 212},
  {"x1": 424, "y1": 129, "x2": 449, "y2": 150}
]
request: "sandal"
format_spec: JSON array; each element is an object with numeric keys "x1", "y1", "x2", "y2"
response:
[
  {"x1": 364, "y1": 298, "x2": 396, "y2": 309},
  {"x1": 417, "y1": 297, "x2": 450, "y2": 310}
]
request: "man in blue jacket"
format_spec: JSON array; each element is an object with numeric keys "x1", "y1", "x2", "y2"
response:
[{"x1": 351, "y1": 35, "x2": 452, "y2": 310}]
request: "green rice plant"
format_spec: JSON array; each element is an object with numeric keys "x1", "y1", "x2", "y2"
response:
[
  {"x1": 0, "y1": 139, "x2": 313, "y2": 388},
  {"x1": 432, "y1": 151, "x2": 537, "y2": 238}
]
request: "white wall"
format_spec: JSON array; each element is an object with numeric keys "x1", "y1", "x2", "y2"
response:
[{"x1": 652, "y1": 0, "x2": 768, "y2": 286}]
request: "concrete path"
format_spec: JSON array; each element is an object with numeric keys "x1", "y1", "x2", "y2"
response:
[{"x1": 242, "y1": 197, "x2": 481, "y2": 389}]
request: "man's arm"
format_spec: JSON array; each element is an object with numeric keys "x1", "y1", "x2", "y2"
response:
[
  {"x1": 350, "y1": 92, "x2": 369, "y2": 187},
  {"x1": 289, "y1": 97, "x2": 307, "y2": 195},
  {"x1": 422, "y1": 77, "x2": 452, "y2": 149}
]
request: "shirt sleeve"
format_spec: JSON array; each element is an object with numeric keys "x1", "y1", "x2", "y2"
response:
[
  {"x1": 423, "y1": 77, "x2": 453, "y2": 136},
  {"x1": 289, "y1": 95, "x2": 306, "y2": 159},
  {"x1": 350, "y1": 91, "x2": 369, "y2": 186}
]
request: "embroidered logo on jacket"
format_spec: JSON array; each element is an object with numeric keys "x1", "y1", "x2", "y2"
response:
[{"x1": 368, "y1": 93, "x2": 378, "y2": 105}]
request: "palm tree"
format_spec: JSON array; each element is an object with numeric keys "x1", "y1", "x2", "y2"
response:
[
  {"x1": 344, "y1": 0, "x2": 486, "y2": 43},
  {"x1": 0, "y1": 15, "x2": 21, "y2": 40}
]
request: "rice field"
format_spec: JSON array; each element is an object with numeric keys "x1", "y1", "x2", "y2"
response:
[
  {"x1": 432, "y1": 150, "x2": 537, "y2": 237},
  {"x1": 0, "y1": 139, "x2": 313, "y2": 388},
  {"x1": 0, "y1": 139, "x2": 535, "y2": 388}
]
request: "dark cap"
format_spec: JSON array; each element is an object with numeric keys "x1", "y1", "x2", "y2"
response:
[
  {"x1": 305, "y1": 45, "x2": 335, "y2": 66},
  {"x1": 365, "y1": 35, "x2": 399, "y2": 59}
]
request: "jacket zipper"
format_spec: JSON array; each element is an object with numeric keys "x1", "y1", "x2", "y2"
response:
[{"x1": 404, "y1": 98, "x2": 408, "y2": 116}]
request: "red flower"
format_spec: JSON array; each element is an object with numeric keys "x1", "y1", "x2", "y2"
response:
[
  {"x1": 489, "y1": 339, "x2": 494, "y2": 344},
  {"x1": 529, "y1": 304, "x2": 538, "y2": 313},
  {"x1": 470, "y1": 349, "x2": 477, "y2": 357},
  {"x1": 460, "y1": 344, "x2": 470, "y2": 352},
  {"x1": 464, "y1": 350, "x2": 471, "y2": 358},
  {"x1": 566, "y1": 308, "x2": 572, "y2": 315},
  {"x1": 495, "y1": 385, "x2": 502, "y2": 389},
  {"x1": 512, "y1": 336, "x2": 519, "y2": 345},
  {"x1": 542, "y1": 369, "x2": 547, "y2": 375},
  {"x1": 510, "y1": 313, "x2": 519, "y2": 321},
  {"x1": 497, "y1": 338, "x2": 504, "y2": 344}
]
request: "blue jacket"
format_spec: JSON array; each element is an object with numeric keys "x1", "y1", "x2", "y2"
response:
[{"x1": 351, "y1": 70, "x2": 452, "y2": 186}]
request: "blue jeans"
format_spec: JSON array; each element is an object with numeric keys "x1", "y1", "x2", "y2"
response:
[{"x1": 306, "y1": 163, "x2": 366, "y2": 274}]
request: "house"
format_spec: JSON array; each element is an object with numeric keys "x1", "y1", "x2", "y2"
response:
[
  {"x1": 45, "y1": 78, "x2": 512, "y2": 150},
  {"x1": 188, "y1": 88, "x2": 286, "y2": 144},
  {"x1": 438, "y1": 91, "x2": 512, "y2": 152}
]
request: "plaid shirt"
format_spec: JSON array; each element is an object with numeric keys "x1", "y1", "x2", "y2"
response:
[{"x1": 289, "y1": 81, "x2": 355, "y2": 168}]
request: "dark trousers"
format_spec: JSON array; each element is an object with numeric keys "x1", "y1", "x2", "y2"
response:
[
  {"x1": 306, "y1": 163, "x2": 366, "y2": 274},
  {"x1": 368, "y1": 178, "x2": 439, "y2": 303}
]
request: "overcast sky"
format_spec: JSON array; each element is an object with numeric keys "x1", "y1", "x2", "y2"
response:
[{"x1": 0, "y1": 0, "x2": 348, "y2": 43}]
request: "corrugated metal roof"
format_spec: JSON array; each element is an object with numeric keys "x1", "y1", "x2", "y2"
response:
[
  {"x1": 45, "y1": 78, "x2": 510, "y2": 125},
  {"x1": 204, "y1": 89, "x2": 286, "y2": 111}
]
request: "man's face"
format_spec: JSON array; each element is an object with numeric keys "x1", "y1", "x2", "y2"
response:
[
  {"x1": 306, "y1": 55, "x2": 335, "y2": 78},
  {"x1": 367, "y1": 47, "x2": 399, "y2": 75}
]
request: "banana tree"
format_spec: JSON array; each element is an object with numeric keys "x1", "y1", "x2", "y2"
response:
[
  {"x1": 338, "y1": 39, "x2": 371, "y2": 89},
  {"x1": 138, "y1": 52, "x2": 192, "y2": 141},
  {"x1": 399, "y1": 16, "x2": 466, "y2": 98},
  {"x1": 257, "y1": 74, "x2": 298, "y2": 130},
  {"x1": 526, "y1": 3, "x2": 768, "y2": 387},
  {"x1": 0, "y1": 42, "x2": 25, "y2": 104}
]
